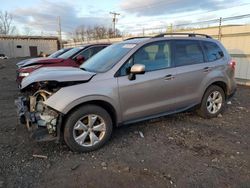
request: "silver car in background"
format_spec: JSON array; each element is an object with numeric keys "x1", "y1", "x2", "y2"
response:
[{"x1": 16, "y1": 33, "x2": 237, "y2": 152}]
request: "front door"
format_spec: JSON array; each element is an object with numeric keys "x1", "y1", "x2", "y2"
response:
[{"x1": 117, "y1": 40, "x2": 177, "y2": 122}]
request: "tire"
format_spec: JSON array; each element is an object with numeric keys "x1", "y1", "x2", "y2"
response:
[
  {"x1": 64, "y1": 105, "x2": 113, "y2": 152},
  {"x1": 197, "y1": 85, "x2": 225, "y2": 118}
]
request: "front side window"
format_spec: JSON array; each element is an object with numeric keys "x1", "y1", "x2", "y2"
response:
[
  {"x1": 58, "y1": 46, "x2": 85, "y2": 59},
  {"x1": 91, "y1": 46, "x2": 106, "y2": 55},
  {"x1": 49, "y1": 48, "x2": 69, "y2": 58},
  {"x1": 119, "y1": 41, "x2": 172, "y2": 76},
  {"x1": 174, "y1": 40, "x2": 205, "y2": 66},
  {"x1": 202, "y1": 41, "x2": 224, "y2": 62},
  {"x1": 78, "y1": 48, "x2": 92, "y2": 60},
  {"x1": 77, "y1": 46, "x2": 106, "y2": 60}
]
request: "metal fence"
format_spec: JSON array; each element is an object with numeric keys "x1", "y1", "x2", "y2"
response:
[{"x1": 64, "y1": 14, "x2": 250, "y2": 85}]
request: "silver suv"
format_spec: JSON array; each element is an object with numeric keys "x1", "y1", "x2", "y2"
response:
[{"x1": 16, "y1": 33, "x2": 237, "y2": 152}]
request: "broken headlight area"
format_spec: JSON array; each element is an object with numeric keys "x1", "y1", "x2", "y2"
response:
[{"x1": 15, "y1": 89, "x2": 61, "y2": 142}]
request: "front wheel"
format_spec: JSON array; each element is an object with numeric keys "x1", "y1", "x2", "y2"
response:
[
  {"x1": 197, "y1": 85, "x2": 225, "y2": 118},
  {"x1": 64, "y1": 105, "x2": 113, "y2": 152}
]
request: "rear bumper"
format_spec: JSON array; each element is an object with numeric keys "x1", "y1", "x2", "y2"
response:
[{"x1": 227, "y1": 87, "x2": 237, "y2": 99}]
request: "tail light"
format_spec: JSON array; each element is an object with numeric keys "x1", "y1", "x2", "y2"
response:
[{"x1": 229, "y1": 60, "x2": 236, "y2": 70}]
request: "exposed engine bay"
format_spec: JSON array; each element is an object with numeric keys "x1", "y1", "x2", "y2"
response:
[
  {"x1": 15, "y1": 68, "x2": 94, "y2": 142},
  {"x1": 15, "y1": 81, "x2": 63, "y2": 141}
]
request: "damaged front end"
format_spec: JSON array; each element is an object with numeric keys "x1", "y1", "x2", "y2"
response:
[
  {"x1": 15, "y1": 88, "x2": 62, "y2": 142},
  {"x1": 15, "y1": 67, "x2": 95, "y2": 143}
]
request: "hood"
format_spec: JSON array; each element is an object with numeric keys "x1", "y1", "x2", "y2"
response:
[
  {"x1": 21, "y1": 66, "x2": 96, "y2": 89},
  {"x1": 19, "y1": 58, "x2": 65, "y2": 68},
  {"x1": 17, "y1": 57, "x2": 47, "y2": 68}
]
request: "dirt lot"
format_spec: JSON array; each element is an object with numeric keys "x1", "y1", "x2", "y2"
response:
[{"x1": 0, "y1": 58, "x2": 249, "y2": 188}]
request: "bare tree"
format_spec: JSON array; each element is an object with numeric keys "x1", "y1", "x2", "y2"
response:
[
  {"x1": 75, "y1": 25, "x2": 85, "y2": 41},
  {"x1": 23, "y1": 26, "x2": 33, "y2": 36},
  {"x1": 0, "y1": 11, "x2": 16, "y2": 35},
  {"x1": 72, "y1": 25, "x2": 122, "y2": 41},
  {"x1": 86, "y1": 27, "x2": 94, "y2": 41},
  {"x1": 108, "y1": 28, "x2": 114, "y2": 38},
  {"x1": 93, "y1": 26, "x2": 107, "y2": 39}
]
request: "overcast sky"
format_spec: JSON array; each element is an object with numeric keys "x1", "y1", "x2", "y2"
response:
[{"x1": 1, "y1": 0, "x2": 250, "y2": 36}]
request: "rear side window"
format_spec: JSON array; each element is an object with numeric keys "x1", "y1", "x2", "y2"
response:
[
  {"x1": 174, "y1": 40, "x2": 205, "y2": 66},
  {"x1": 202, "y1": 41, "x2": 224, "y2": 62}
]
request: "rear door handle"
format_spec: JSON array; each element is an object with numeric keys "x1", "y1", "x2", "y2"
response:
[
  {"x1": 164, "y1": 74, "x2": 175, "y2": 80},
  {"x1": 203, "y1": 67, "x2": 211, "y2": 72}
]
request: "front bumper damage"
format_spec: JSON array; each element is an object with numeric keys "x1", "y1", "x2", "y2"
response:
[{"x1": 15, "y1": 96, "x2": 62, "y2": 142}]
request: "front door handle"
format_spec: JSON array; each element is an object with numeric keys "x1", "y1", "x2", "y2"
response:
[
  {"x1": 203, "y1": 67, "x2": 211, "y2": 73},
  {"x1": 164, "y1": 74, "x2": 175, "y2": 80}
]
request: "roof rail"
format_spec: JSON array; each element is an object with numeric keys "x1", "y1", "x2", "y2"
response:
[
  {"x1": 124, "y1": 36, "x2": 151, "y2": 41},
  {"x1": 153, "y1": 33, "x2": 212, "y2": 39}
]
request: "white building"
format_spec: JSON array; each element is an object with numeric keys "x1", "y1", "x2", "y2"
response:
[{"x1": 0, "y1": 35, "x2": 59, "y2": 58}]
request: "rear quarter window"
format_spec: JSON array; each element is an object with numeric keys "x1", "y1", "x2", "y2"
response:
[
  {"x1": 174, "y1": 40, "x2": 205, "y2": 66},
  {"x1": 202, "y1": 41, "x2": 224, "y2": 62}
]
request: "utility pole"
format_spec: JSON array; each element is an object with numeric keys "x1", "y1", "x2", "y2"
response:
[
  {"x1": 218, "y1": 17, "x2": 222, "y2": 41},
  {"x1": 110, "y1": 12, "x2": 120, "y2": 37},
  {"x1": 58, "y1": 16, "x2": 62, "y2": 49}
]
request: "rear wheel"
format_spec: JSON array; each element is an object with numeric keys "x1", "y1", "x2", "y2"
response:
[
  {"x1": 197, "y1": 85, "x2": 225, "y2": 118},
  {"x1": 64, "y1": 105, "x2": 113, "y2": 152}
]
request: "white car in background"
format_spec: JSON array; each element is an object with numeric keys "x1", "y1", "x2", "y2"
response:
[{"x1": 0, "y1": 54, "x2": 8, "y2": 59}]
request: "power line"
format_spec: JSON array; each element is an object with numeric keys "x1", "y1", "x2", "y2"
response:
[
  {"x1": 117, "y1": 2, "x2": 250, "y2": 26},
  {"x1": 174, "y1": 14, "x2": 250, "y2": 27},
  {"x1": 121, "y1": 0, "x2": 179, "y2": 11},
  {"x1": 121, "y1": 1, "x2": 250, "y2": 12},
  {"x1": 124, "y1": 13, "x2": 250, "y2": 32}
]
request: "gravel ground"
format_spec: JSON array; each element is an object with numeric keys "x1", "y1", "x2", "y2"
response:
[{"x1": 0, "y1": 58, "x2": 250, "y2": 188}]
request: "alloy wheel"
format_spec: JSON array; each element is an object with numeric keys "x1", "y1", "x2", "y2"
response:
[
  {"x1": 206, "y1": 91, "x2": 223, "y2": 114},
  {"x1": 73, "y1": 114, "x2": 106, "y2": 147}
]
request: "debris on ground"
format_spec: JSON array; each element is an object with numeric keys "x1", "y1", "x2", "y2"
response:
[
  {"x1": 139, "y1": 131, "x2": 144, "y2": 138},
  {"x1": 101, "y1": 162, "x2": 107, "y2": 167},
  {"x1": 0, "y1": 180, "x2": 4, "y2": 188},
  {"x1": 123, "y1": 167, "x2": 130, "y2": 173},
  {"x1": 71, "y1": 164, "x2": 80, "y2": 171},
  {"x1": 212, "y1": 158, "x2": 219, "y2": 163},
  {"x1": 32, "y1": 154, "x2": 48, "y2": 159},
  {"x1": 237, "y1": 106, "x2": 245, "y2": 110}
]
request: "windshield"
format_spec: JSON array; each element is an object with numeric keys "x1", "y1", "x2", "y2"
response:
[
  {"x1": 80, "y1": 43, "x2": 136, "y2": 73},
  {"x1": 49, "y1": 49, "x2": 69, "y2": 58},
  {"x1": 58, "y1": 47, "x2": 84, "y2": 59}
]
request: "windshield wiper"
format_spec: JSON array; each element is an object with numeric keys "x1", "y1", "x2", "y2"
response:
[{"x1": 80, "y1": 67, "x2": 87, "y2": 71}]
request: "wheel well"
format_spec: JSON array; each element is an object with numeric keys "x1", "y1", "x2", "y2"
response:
[
  {"x1": 210, "y1": 81, "x2": 227, "y2": 96},
  {"x1": 61, "y1": 100, "x2": 117, "y2": 132},
  {"x1": 196, "y1": 81, "x2": 228, "y2": 109}
]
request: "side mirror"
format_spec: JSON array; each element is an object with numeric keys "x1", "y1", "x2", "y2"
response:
[
  {"x1": 128, "y1": 64, "x2": 145, "y2": 80},
  {"x1": 76, "y1": 55, "x2": 85, "y2": 64}
]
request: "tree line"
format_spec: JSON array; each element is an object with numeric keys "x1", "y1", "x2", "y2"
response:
[
  {"x1": 72, "y1": 25, "x2": 121, "y2": 42},
  {"x1": 0, "y1": 10, "x2": 121, "y2": 40}
]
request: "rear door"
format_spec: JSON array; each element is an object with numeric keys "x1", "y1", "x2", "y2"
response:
[
  {"x1": 117, "y1": 40, "x2": 178, "y2": 122},
  {"x1": 173, "y1": 39, "x2": 207, "y2": 109}
]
